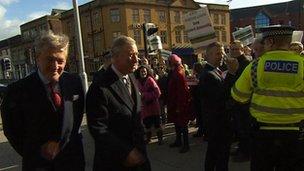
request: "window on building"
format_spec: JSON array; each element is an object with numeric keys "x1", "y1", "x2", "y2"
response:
[
  {"x1": 143, "y1": 9, "x2": 151, "y2": 23},
  {"x1": 221, "y1": 30, "x2": 227, "y2": 42},
  {"x1": 213, "y1": 14, "x2": 219, "y2": 25},
  {"x1": 255, "y1": 12, "x2": 270, "y2": 28},
  {"x1": 174, "y1": 11, "x2": 181, "y2": 23},
  {"x1": 158, "y1": 10, "x2": 166, "y2": 22},
  {"x1": 215, "y1": 30, "x2": 220, "y2": 42},
  {"x1": 221, "y1": 14, "x2": 226, "y2": 25},
  {"x1": 85, "y1": 15, "x2": 91, "y2": 28},
  {"x1": 183, "y1": 30, "x2": 189, "y2": 43},
  {"x1": 86, "y1": 37, "x2": 92, "y2": 55},
  {"x1": 94, "y1": 33, "x2": 102, "y2": 56},
  {"x1": 110, "y1": 8, "x2": 120, "y2": 23},
  {"x1": 31, "y1": 29, "x2": 37, "y2": 38},
  {"x1": 1, "y1": 50, "x2": 5, "y2": 56},
  {"x1": 175, "y1": 30, "x2": 181, "y2": 43},
  {"x1": 41, "y1": 24, "x2": 47, "y2": 31},
  {"x1": 93, "y1": 11, "x2": 101, "y2": 25},
  {"x1": 133, "y1": 30, "x2": 141, "y2": 45},
  {"x1": 160, "y1": 31, "x2": 167, "y2": 44},
  {"x1": 132, "y1": 9, "x2": 140, "y2": 23},
  {"x1": 113, "y1": 31, "x2": 121, "y2": 39},
  {"x1": 67, "y1": 21, "x2": 73, "y2": 35},
  {"x1": 23, "y1": 31, "x2": 30, "y2": 40}
]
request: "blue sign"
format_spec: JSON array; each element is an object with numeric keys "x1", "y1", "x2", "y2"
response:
[{"x1": 264, "y1": 60, "x2": 298, "y2": 73}]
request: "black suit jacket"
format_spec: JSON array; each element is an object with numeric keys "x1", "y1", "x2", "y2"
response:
[
  {"x1": 1, "y1": 71, "x2": 85, "y2": 170},
  {"x1": 198, "y1": 64, "x2": 236, "y2": 132},
  {"x1": 235, "y1": 54, "x2": 250, "y2": 79},
  {"x1": 86, "y1": 66, "x2": 150, "y2": 171}
]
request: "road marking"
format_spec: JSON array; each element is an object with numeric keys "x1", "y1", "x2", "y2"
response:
[{"x1": 0, "y1": 165, "x2": 19, "y2": 171}]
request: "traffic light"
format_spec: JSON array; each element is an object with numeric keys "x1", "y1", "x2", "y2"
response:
[
  {"x1": 2, "y1": 58, "x2": 12, "y2": 71},
  {"x1": 143, "y1": 23, "x2": 161, "y2": 56},
  {"x1": 144, "y1": 23, "x2": 158, "y2": 36}
]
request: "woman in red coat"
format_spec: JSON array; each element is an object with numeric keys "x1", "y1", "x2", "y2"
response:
[
  {"x1": 167, "y1": 54, "x2": 193, "y2": 153},
  {"x1": 135, "y1": 65, "x2": 163, "y2": 145}
]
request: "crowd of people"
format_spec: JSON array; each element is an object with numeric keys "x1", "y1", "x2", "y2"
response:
[{"x1": 1, "y1": 24, "x2": 304, "y2": 171}]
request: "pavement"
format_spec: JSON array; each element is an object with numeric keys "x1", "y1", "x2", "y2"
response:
[{"x1": 0, "y1": 121, "x2": 250, "y2": 171}]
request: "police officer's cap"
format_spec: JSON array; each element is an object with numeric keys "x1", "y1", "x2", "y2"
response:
[{"x1": 257, "y1": 25, "x2": 295, "y2": 39}]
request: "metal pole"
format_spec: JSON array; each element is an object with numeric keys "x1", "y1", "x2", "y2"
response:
[
  {"x1": 142, "y1": 23, "x2": 148, "y2": 58},
  {"x1": 73, "y1": 0, "x2": 88, "y2": 93}
]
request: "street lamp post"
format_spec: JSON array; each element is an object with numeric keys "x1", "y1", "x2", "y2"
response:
[{"x1": 73, "y1": 0, "x2": 88, "y2": 93}]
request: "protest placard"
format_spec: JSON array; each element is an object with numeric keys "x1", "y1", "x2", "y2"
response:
[
  {"x1": 184, "y1": 6, "x2": 217, "y2": 50},
  {"x1": 232, "y1": 25, "x2": 254, "y2": 46}
]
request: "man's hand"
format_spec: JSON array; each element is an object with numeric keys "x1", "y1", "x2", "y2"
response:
[
  {"x1": 41, "y1": 141, "x2": 60, "y2": 161},
  {"x1": 226, "y1": 57, "x2": 239, "y2": 75},
  {"x1": 123, "y1": 148, "x2": 145, "y2": 167}
]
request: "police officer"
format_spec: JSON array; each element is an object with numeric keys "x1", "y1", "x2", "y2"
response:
[{"x1": 231, "y1": 25, "x2": 304, "y2": 171}]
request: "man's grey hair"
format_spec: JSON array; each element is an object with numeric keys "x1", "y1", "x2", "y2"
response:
[
  {"x1": 35, "y1": 31, "x2": 69, "y2": 56},
  {"x1": 111, "y1": 35, "x2": 136, "y2": 57}
]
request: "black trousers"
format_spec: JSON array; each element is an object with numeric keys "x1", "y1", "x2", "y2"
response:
[
  {"x1": 143, "y1": 115, "x2": 161, "y2": 129},
  {"x1": 22, "y1": 137, "x2": 85, "y2": 171},
  {"x1": 232, "y1": 108, "x2": 251, "y2": 155},
  {"x1": 251, "y1": 130, "x2": 304, "y2": 171},
  {"x1": 204, "y1": 114, "x2": 232, "y2": 171}
]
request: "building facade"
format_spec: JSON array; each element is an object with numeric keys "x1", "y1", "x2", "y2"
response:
[
  {"x1": 206, "y1": 3, "x2": 230, "y2": 45},
  {"x1": 60, "y1": 0, "x2": 230, "y2": 75},
  {"x1": 0, "y1": 0, "x2": 231, "y2": 81},
  {"x1": 0, "y1": 35, "x2": 24, "y2": 80},
  {"x1": 231, "y1": 0, "x2": 304, "y2": 39}
]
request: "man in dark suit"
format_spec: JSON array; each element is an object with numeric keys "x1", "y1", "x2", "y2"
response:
[
  {"x1": 86, "y1": 35, "x2": 151, "y2": 171},
  {"x1": 1, "y1": 31, "x2": 85, "y2": 171},
  {"x1": 229, "y1": 40, "x2": 251, "y2": 161},
  {"x1": 199, "y1": 42, "x2": 238, "y2": 171}
]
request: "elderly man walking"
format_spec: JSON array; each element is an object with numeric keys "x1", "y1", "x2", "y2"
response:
[
  {"x1": 1, "y1": 31, "x2": 85, "y2": 171},
  {"x1": 86, "y1": 35, "x2": 151, "y2": 171}
]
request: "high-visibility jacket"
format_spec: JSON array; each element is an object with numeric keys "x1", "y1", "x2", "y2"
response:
[{"x1": 231, "y1": 50, "x2": 304, "y2": 130}]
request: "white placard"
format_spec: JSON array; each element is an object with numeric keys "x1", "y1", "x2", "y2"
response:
[
  {"x1": 183, "y1": 6, "x2": 217, "y2": 50},
  {"x1": 292, "y1": 31, "x2": 303, "y2": 42},
  {"x1": 232, "y1": 25, "x2": 254, "y2": 46}
]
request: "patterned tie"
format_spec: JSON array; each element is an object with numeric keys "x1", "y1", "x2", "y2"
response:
[
  {"x1": 122, "y1": 76, "x2": 132, "y2": 95},
  {"x1": 216, "y1": 68, "x2": 223, "y2": 78},
  {"x1": 49, "y1": 83, "x2": 62, "y2": 109}
]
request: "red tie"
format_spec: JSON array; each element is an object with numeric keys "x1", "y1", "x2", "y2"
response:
[{"x1": 49, "y1": 83, "x2": 62, "y2": 109}]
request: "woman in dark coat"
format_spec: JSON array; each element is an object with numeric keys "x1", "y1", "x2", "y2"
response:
[{"x1": 167, "y1": 54, "x2": 193, "y2": 153}]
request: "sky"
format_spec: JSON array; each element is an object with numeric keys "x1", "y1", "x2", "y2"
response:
[{"x1": 0, "y1": 0, "x2": 292, "y2": 40}]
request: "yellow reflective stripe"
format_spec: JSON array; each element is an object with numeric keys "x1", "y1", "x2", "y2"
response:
[
  {"x1": 259, "y1": 122, "x2": 300, "y2": 127},
  {"x1": 232, "y1": 85, "x2": 251, "y2": 99},
  {"x1": 260, "y1": 126, "x2": 299, "y2": 131},
  {"x1": 251, "y1": 103, "x2": 304, "y2": 114},
  {"x1": 255, "y1": 89, "x2": 304, "y2": 98}
]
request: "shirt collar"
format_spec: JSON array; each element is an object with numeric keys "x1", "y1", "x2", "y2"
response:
[
  {"x1": 111, "y1": 64, "x2": 129, "y2": 79},
  {"x1": 206, "y1": 62, "x2": 216, "y2": 69},
  {"x1": 38, "y1": 69, "x2": 60, "y2": 91},
  {"x1": 38, "y1": 69, "x2": 50, "y2": 85}
]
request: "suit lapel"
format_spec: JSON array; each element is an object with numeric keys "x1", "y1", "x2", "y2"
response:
[
  {"x1": 32, "y1": 72, "x2": 56, "y2": 113},
  {"x1": 213, "y1": 70, "x2": 223, "y2": 80},
  {"x1": 129, "y1": 74, "x2": 141, "y2": 113},
  {"x1": 206, "y1": 63, "x2": 223, "y2": 81},
  {"x1": 59, "y1": 73, "x2": 74, "y2": 148},
  {"x1": 108, "y1": 68, "x2": 134, "y2": 111}
]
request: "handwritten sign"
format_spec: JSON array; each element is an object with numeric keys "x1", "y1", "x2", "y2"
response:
[{"x1": 183, "y1": 6, "x2": 217, "y2": 50}]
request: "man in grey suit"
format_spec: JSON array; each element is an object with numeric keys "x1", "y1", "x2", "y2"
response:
[
  {"x1": 86, "y1": 35, "x2": 151, "y2": 171},
  {"x1": 1, "y1": 31, "x2": 85, "y2": 170}
]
